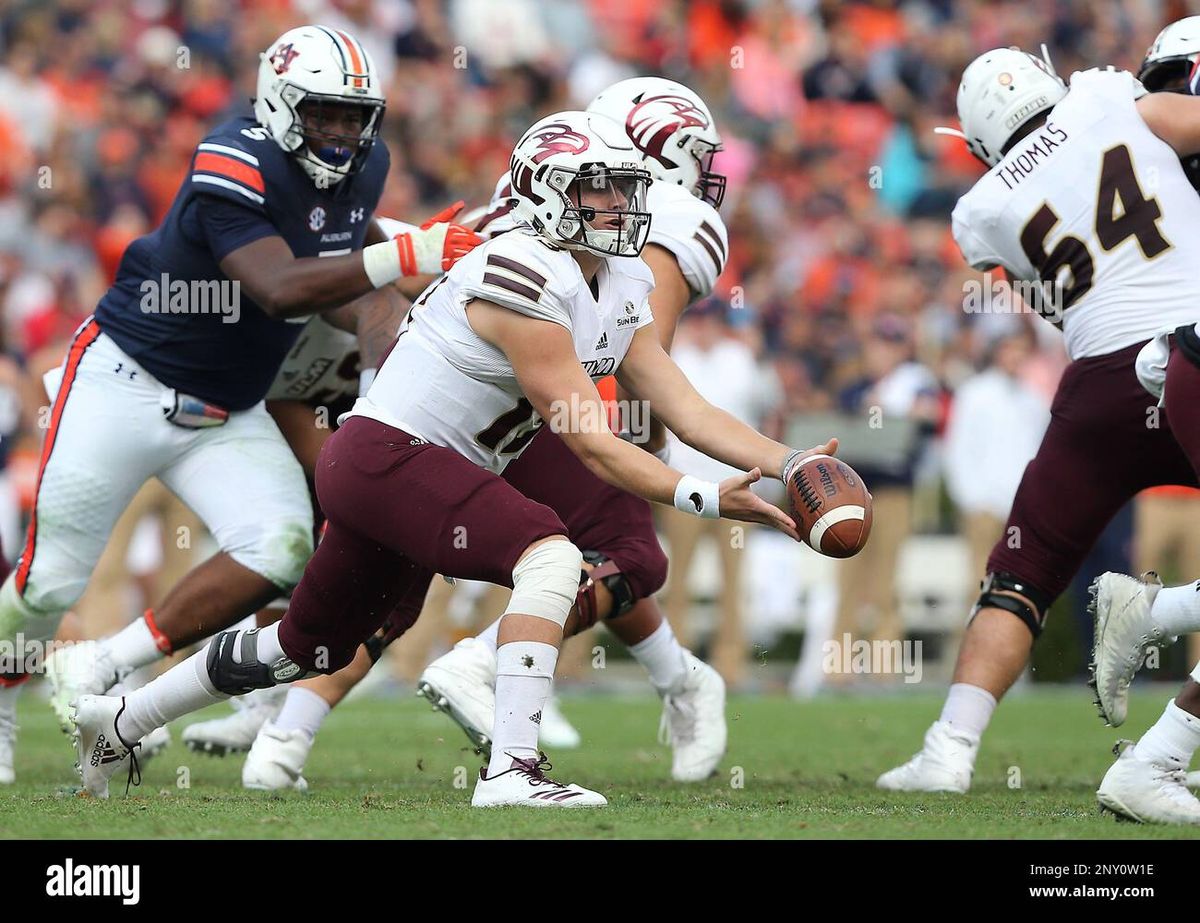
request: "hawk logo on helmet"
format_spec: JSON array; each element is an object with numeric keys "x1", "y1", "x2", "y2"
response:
[
  {"x1": 269, "y1": 43, "x2": 299, "y2": 75},
  {"x1": 627, "y1": 95, "x2": 708, "y2": 165},
  {"x1": 528, "y1": 123, "x2": 591, "y2": 164}
]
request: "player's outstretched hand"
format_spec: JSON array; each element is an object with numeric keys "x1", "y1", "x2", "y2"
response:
[
  {"x1": 397, "y1": 201, "x2": 483, "y2": 276},
  {"x1": 718, "y1": 467, "x2": 800, "y2": 541}
]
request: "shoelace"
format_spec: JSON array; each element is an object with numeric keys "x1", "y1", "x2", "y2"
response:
[
  {"x1": 510, "y1": 751, "x2": 566, "y2": 789},
  {"x1": 113, "y1": 698, "x2": 142, "y2": 796}
]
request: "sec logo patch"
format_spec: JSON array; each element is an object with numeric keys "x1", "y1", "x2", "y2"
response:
[{"x1": 308, "y1": 206, "x2": 326, "y2": 231}]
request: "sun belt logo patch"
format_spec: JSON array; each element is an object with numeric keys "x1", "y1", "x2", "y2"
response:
[
  {"x1": 627, "y1": 94, "x2": 708, "y2": 166},
  {"x1": 528, "y1": 123, "x2": 591, "y2": 164}
]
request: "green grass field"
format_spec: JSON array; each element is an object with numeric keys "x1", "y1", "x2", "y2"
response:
[{"x1": 3, "y1": 686, "x2": 1199, "y2": 839}]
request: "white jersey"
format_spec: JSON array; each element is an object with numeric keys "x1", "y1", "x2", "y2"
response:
[
  {"x1": 348, "y1": 227, "x2": 656, "y2": 473},
  {"x1": 473, "y1": 174, "x2": 727, "y2": 297},
  {"x1": 643, "y1": 182, "x2": 727, "y2": 298},
  {"x1": 266, "y1": 218, "x2": 415, "y2": 403},
  {"x1": 952, "y1": 68, "x2": 1200, "y2": 360},
  {"x1": 266, "y1": 315, "x2": 358, "y2": 403}
]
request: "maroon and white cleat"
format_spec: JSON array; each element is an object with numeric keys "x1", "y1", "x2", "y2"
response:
[{"x1": 471, "y1": 752, "x2": 606, "y2": 808}]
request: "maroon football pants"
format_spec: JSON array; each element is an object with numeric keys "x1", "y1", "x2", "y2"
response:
[
  {"x1": 986, "y1": 341, "x2": 1199, "y2": 611},
  {"x1": 279, "y1": 416, "x2": 566, "y2": 673}
]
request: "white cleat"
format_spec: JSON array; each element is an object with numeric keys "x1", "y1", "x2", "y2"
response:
[
  {"x1": 242, "y1": 721, "x2": 310, "y2": 792},
  {"x1": 1089, "y1": 572, "x2": 1170, "y2": 727},
  {"x1": 1097, "y1": 741, "x2": 1200, "y2": 824},
  {"x1": 417, "y1": 638, "x2": 497, "y2": 757},
  {"x1": 70, "y1": 694, "x2": 137, "y2": 800},
  {"x1": 658, "y1": 653, "x2": 726, "y2": 782},
  {"x1": 45, "y1": 640, "x2": 122, "y2": 733},
  {"x1": 539, "y1": 696, "x2": 581, "y2": 750},
  {"x1": 182, "y1": 686, "x2": 286, "y2": 756},
  {"x1": 876, "y1": 721, "x2": 978, "y2": 793},
  {"x1": 0, "y1": 707, "x2": 15, "y2": 784},
  {"x1": 471, "y1": 753, "x2": 606, "y2": 807}
]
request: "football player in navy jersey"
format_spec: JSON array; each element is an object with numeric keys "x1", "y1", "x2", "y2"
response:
[{"x1": 0, "y1": 24, "x2": 479, "y2": 782}]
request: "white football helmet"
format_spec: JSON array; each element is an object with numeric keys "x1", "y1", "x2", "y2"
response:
[
  {"x1": 510, "y1": 111, "x2": 652, "y2": 257},
  {"x1": 587, "y1": 76, "x2": 725, "y2": 207},
  {"x1": 1140, "y1": 17, "x2": 1200, "y2": 91},
  {"x1": 939, "y1": 47, "x2": 1066, "y2": 167},
  {"x1": 254, "y1": 25, "x2": 385, "y2": 188}
]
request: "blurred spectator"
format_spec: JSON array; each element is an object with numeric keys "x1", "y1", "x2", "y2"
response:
[
  {"x1": 664, "y1": 297, "x2": 781, "y2": 687},
  {"x1": 828, "y1": 313, "x2": 939, "y2": 680},
  {"x1": 944, "y1": 327, "x2": 1050, "y2": 583}
]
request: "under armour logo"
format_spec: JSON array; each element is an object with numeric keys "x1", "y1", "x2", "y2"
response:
[{"x1": 350, "y1": 207, "x2": 365, "y2": 223}]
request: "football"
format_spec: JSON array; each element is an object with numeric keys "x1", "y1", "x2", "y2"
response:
[{"x1": 786, "y1": 454, "x2": 872, "y2": 558}]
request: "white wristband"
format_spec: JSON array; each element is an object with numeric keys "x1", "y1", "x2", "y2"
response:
[
  {"x1": 362, "y1": 238, "x2": 410, "y2": 288},
  {"x1": 673, "y1": 474, "x2": 720, "y2": 519},
  {"x1": 358, "y1": 367, "x2": 377, "y2": 396}
]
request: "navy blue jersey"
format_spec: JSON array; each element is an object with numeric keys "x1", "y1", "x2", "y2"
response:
[{"x1": 94, "y1": 115, "x2": 388, "y2": 410}]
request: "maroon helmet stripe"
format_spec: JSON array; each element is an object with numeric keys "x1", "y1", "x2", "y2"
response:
[
  {"x1": 698, "y1": 220, "x2": 726, "y2": 260},
  {"x1": 692, "y1": 231, "x2": 722, "y2": 277},
  {"x1": 486, "y1": 255, "x2": 547, "y2": 288},
  {"x1": 483, "y1": 273, "x2": 541, "y2": 302}
]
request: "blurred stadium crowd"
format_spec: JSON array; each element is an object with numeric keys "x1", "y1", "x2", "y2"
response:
[{"x1": 0, "y1": 0, "x2": 1197, "y2": 691}]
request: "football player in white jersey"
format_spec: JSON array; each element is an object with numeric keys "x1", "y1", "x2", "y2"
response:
[
  {"x1": 234, "y1": 77, "x2": 737, "y2": 792},
  {"x1": 71, "y1": 109, "x2": 834, "y2": 807},
  {"x1": 1086, "y1": 20, "x2": 1200, "y2": 825},
  {"x1": 876, "y1": 47, "x2": 1200, "y2": 819},
  {"x1": 177, "y1": 218, "x2": 416, "y2": 761}
]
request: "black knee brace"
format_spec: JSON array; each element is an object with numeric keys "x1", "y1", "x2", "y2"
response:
[
  {"x1": 577, "y1": 551, "x2": 635, "y2": 629},
  {"x1": 206, "y1": 628, "x2": 310, "y2": 695},
  {"x1": 973, "y1": 572, "x2": 1053, "y2": 638},
  {"x1": 1176, "y1": 324, "x2": 1200, "y2": 370}
]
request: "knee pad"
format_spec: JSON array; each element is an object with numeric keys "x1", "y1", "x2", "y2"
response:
[
  {"x1": 973, "y1": 571, "x2": 1053, "y2": 638},
  {"x1": 228, "y1": 520, "x2": 314, "y2": 593},
  {"x1": 577, "y1": 551, "x2": 636, "y2": 630},
  {"x1": 504, "y1": 540, "x2": 583, "y2": 629},
  {"x1": 1176, "y1": 324, "x2": 1200, "y2": 370},
  {"x1": 205, "y1": 628, "x2": 314, "y2": 695}
]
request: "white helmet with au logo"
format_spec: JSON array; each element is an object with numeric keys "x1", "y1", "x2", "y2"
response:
[
  {"x1": 254, "y1": 25, "x2": 386, "y2": 188},
  {"x1": 587, "y1": 76, "x2": 725, "y2": 207},
  {"x1": 510, "y1": 110, "x2": 652, "y2": 257}
]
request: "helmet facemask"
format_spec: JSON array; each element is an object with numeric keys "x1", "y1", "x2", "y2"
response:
[
  {"x1": 691, "y1": 138, "x2": 726, "y2": 208},
  {"x1": 551, "y1": 164, "x2": 652, "y2": 257},
  {"x1": 272, "y1": 83, "x2": 385, "y2": 187}
]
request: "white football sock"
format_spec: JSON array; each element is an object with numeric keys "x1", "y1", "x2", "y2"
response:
[
  {"x1": 488, "y1": 640, "x2": 557, "y2": 777},
  {"x1": 937, "y1": 683, "x2": 996, "y2": 739},
  {"x1": 629, "y1": 619, "x2": 687, "y2": 692},
  {"x1": 0, "y1": 682, "x2": 20, "y2": 716},
  {"x1": 477, "y1": 618, "x2": 500, "y2": 655},
  {"x1": 1135, "y1": 699, "x2": 1200, "y2": 769},
  {"x1": 1150, "y1": 581, "x2": 1200, "y2": 638},
  {"x1": 99, "y1": 615, "x2": 166, "y2": 671},
  {"x1": 118, "y1": 647, "x2": 227, "y2": 742},
  {"x1": 118, "y1": 624, "x2": 289, "y2": 742},
  {"x1": 274, "y1": 687, "x2": 330, "y2": 740}
]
